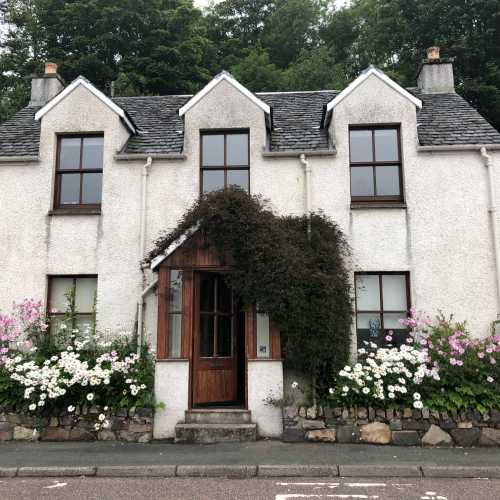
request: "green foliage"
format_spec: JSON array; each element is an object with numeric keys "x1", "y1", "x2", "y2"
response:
[{"x1": 149, "y1": 188, "x2": 353, "y2": 394}]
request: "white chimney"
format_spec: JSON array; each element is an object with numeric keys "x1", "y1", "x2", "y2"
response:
[
  {"x1": 417, "y1": 47, "x2": 455, "y2": 94},
  {"x1": 29, "y1": 62, "x2": 65, "y2": 106}
]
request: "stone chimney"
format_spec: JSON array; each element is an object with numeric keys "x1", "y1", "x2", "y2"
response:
[
  {"x1": 417, "y1": 46, "x2": 455, "y2": 93},
  {"x1": 29, "y1": 62, "x2": 65, "y2": 106}
]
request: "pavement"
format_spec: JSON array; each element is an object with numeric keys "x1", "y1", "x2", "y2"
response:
[{"x1": 1, "y1": 441, "x2": 500, "y2": 479}]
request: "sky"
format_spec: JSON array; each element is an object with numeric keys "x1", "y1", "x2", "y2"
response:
[{"x1": 194, "y1": 0, "x2": 350, "y2": 8}]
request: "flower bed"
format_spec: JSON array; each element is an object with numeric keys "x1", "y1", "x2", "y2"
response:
[{"x1": 0, "y1": 299, "x2": 157, "y2": 441}]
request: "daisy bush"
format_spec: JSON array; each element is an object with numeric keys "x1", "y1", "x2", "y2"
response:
[
  {"x1": 0, "y1": 299, "x2": 155, "y2": 430},
  {"x1": 328, "y1": 309, "x2": 500, "y2": 413}
]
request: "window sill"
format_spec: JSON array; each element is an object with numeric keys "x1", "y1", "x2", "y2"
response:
[
  {"x1": 351, "y1": 203, "x2": 407, "y2": 210},
  {"x1": 48, "y1": 208, "x2": 102, "y2": 216}
]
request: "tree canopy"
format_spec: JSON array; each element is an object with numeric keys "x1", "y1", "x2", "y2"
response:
[{"x1": 1, "y1": 0, "x2": 499, "y2": 130}]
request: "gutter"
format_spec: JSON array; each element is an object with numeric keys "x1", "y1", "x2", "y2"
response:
[
  {"x1": 480, "y1": 148, "x2": 500, "y2": 315},
  {"x1": 262, "y1": 148, "x2": 336, "y2": 158},
  {"x1": 299, "y1": 154, "x2": 312, "y2": 240},
  {"x1": 114, "y1": 153, "x2": 186, "y2": 161},
  {"x1": 0, "y1": 156, "x2": 39, "y2": 163},
  {"x1": 418, "y1": 144, "x2": 500, "y2": 152},
  {"x1": 137, "y1": 156, "x2": 155, "y2": 355}
]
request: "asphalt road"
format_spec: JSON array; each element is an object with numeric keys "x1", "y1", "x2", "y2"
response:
[{"x1": 0, "y1": 477, "x2": 499, "y2": 500}]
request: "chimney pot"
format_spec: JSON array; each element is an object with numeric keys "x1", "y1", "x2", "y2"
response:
[
  {"x1": 426, "y1": 46, "x2": 440, "y2": 61},
  {"x1": 45, "y1": 62, "x2": 58, "y2": 74}
]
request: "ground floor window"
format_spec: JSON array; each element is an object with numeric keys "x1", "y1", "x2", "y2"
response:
[
  {"x1": 355, "y1": 272, "x2": 409, "y2": 347},
  {"x1": 48, "y1": 275, "x2": 97, "y2": 335},
  {"x1": 168, "y1": 270, "x2": 183, "y2": 358}
]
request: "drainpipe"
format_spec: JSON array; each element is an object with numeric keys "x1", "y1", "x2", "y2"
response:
[
  {"x1": 299, "y1": 154, "x2": 312, "y2": 241},
  {"x1": 137, "y1": 156, "x2": 153, "y2": 356},
  {"x1": 481, "y1": 147, "x2": 500, "y2": 315}
]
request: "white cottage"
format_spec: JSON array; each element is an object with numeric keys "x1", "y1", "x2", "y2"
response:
[{"x1": 1, "y1": 48, "x2": 500, "y2": 440}]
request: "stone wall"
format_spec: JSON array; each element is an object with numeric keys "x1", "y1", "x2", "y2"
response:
[
  {"x1": 0, "y1": 407, "x2": 153, "y2": 443},
  {"x1": 283, "y1": 406, "x2": 500, "y2": 446}
]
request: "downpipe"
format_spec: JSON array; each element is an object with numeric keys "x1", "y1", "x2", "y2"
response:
[
  {"x1": 299, "y1": 154, "x2": 312, "y2": 241},
  {"x1": 137, "y1": 156, "x2": 154, "y2": 356},
  {"x1": 480, "y1": 147, "x2": 500, "y2": 317}
]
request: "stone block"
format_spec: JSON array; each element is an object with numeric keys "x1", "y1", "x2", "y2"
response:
[
  {"x1": 422, "y1": 408, "x2": 430, "y2": 419},
  {"x1": 118, "y1": 430, "x2": 138, "y2": 442},
  {"x1": 440, "y1": 419, "x2": 457, "y2": 430},
  {"x1": 357, "y1": 407, "x2": 367, "y2": 419},
  {"x1": 389, "y1": 419, "x2": 402, "y2": 431},
  {"x1": 391, "y1": 430, "x2": 420, "y2": 446},
  {"x1": 368, "y1": 407, "x2": 375, "y2": 420},
  {"x1": 283, "y1": 406, "x2": 298, "y2": 419},
  {"x1": 135, "y1": 408, "x2": 153, "y2": 418},
  {"x1": 360, "y1": 422, "x2": 391, "y2": 444},
  {"x1": 97, "y1": 465, "x2": 176, "y2": 477},
  {"x1": 69, "y1": 428, "x2": 95, "y2": 441},
  {"x1": 13, "y1": 426, "x2": 36, "y2": 441},
  {"x1": 258, "y1": 465, "x2": 337, "y2": 477},
  {"x1": 490, "y1": 409, "x2": 500, "y2": 424},
  {"x1": 177, "y1": 465, "x2": 256, "y2": 478},
  {"x1": 479, "y1": 428, "x2": 500, "y2": 446},
  {"x1": 0, "y1": 421, "x2": 12, "y2": 432},
  {"x1": 0, "y1": 430, "x2": 13, "y2": 441},
  {"x1": 450, "y1": 428, "x2": 480, "y2": 447},
  {"x1": 336, "y1": 424, "x2": 359, "y2": 443},
  {"x1": 137, "y1": 432, "x2": 152, "y2": 443},
  {"x1": 98, "y1": 430, "x2": 116, "y2": 441},
  {"x1": 422, "y1": 425, "x2": 453, "y2": 447},
  {"x1": 128, "y1": 423, "x2": 152, "y2": 433},
  {"x1": 40, "y1": 428, "x2": 71, "y2": 441},
  {"x1": 282, "y1": 426, "x2": 305, "y2": 442},
  {"x1": 402, "y1": 419, "x2": 427, "y2": 431},
  {"x1": 305, "y1": 428, "x2": 336, "y2": 442},
  {"x1": 301, "y1": 419, "x2": 325, "y2": 430}
]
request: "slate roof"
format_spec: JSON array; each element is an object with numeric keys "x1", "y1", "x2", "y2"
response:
[{"x1": 1, "y1": 87, "x2": 500, "y2": 158}]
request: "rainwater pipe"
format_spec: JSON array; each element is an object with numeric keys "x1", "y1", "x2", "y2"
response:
[
  {"x1": 480, "y1": 147, "x2": 500, "y2": 316},
  {"x1": 136, "y1": 156, "x2": 157, "y2": 356},
  {"x1": 299, "y1": 154, "x2": 312, "y2": 241}
]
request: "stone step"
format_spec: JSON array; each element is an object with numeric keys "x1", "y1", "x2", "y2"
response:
[
  {"x1": 185, "y1": 409, "x2": 252, "y2": 425},
  {"x1": 175, "y1": 423, "x2": 257, "y2": 444}
]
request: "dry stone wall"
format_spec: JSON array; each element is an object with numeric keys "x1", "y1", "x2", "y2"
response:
[{"x1": 283, "y1": 406, "x2": 500, "y2": 446}]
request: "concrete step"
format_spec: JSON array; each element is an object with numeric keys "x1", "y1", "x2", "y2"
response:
[
  {"x1": 175, "y1": 423, "x2": 257, "y2": 444},
  {"x1": 185, "y1": 409, "x2": 252, "y2": 425}
]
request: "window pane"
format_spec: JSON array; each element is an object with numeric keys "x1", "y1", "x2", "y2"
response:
[
  {"x1": 200, "y1": 314, "x2": 214, "y2": 357},
  {"x1": 82, "y1": 137, "x2": 103, "y2": 169},
  {"x1": 50, "y1": 277, "x2": 75, "y2": 312},
  {"x1": 59, "y1": 138, "x2": 81, "y2": 170},
  {"x1": 169, "y1": 313, "x2": 182, "y2": 358},
  {"x1": 75, "y1": 314, "x2": 94, "y2": 334},
  {"x1": 350, "y1": 130, "x2": 373, "y2": 162},
  {"x1": 357, "y1": 313, "x2": 382, "y2": 336},
  {"x1": 169, "y1": 270, "x2": 183, "y2": 313},
  {"x1": 375, "y1": 166, "x2": 400, "y2": 196},
  {"x1": 351, "y1": 166, "x2": 374, "y2": 197},
  {"x1": 202, "y1": 134, "x2": 224, "y2": 166},
  {"x1": 59, "y1": 174, "x2": 81, "y2": 205},
  {"x1": 217, "y1": 316, "x2": 232, "y2": 357},
  {"x1": 375, "y1": 129, "x2": 398, "y2": 162},
  {"x1": 227, "y1": 169, "x2": 249, "y2": 191},
  {"x1": 200, "y1": 274, "x2": 215, "y2": 312},
  {"x1": 49, "y1": 316, "x2": 65, "y2": 337},
  {"x1": 356, "y1": 275, "x2": 380, "y2": 310},
  {"x1": 81, "y1": 173, "x2": 102, "y2": 204},
  {"x1": 75, "y1": 277, "x2": 97, "y2": 313},
  {"x1": 202, "y1": 170, "x2": 224, "y2": 193},
  {"x1": 227, "y1": 133, "x2": 248, "y2": 166},
  {"x1": 383, "y1": 313, "x2": 406, "y2": 330},
  {"x1": 217, "y1": 277, "x2": 232, "y2": 313},
  {"x1": 382, "y1": 275, "x2": 407, "y2": 311},
  {"x1": 256, "y1": 312, "x2": 270, "y2": 358}
]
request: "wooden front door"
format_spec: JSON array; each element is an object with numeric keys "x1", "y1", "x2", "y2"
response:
[{"x1": 192, "y1": 272, "x2": 240, "y2": 406}]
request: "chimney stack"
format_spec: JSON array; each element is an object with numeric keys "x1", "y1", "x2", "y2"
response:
[
  {"x1": 29, "y1": 62, "x2": 65, "y2": 107},
  {"x1": 417, "y1": 46, "x2": 455, "y2": 94}
]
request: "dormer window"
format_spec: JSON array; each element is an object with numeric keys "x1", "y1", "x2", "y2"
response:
[
  {"x1": 201, "y1": 131, "x2": 249, "y2": 194},
  {"x1": 349, "y1": 126, "x2": 403, "y2": 203},
  {"x1": 55, "y1": 135, "x2": 104, "y2": 209}
]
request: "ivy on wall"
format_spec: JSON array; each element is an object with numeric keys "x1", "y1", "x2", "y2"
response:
[{"x1": 148, "y1": 189, "x2": 353, "y2": 395}]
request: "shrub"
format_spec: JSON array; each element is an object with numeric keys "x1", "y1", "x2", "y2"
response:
[
  {"x1": 328, "y1": 309, "x2": 500, "y2": 413},
  {"x1": 0, "y1": 299, "x2": 155, "y2": 430}
]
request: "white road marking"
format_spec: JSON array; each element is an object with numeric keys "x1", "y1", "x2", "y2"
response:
[
  {"x1": 344, "y1": 483, "x2": 387, "y2": 487},
  {"x1": 275, "y1": 495, "x2": 379, "y2": 499},
  {"x1": 276, "y1": 483, "x2": 340, "y2": 487},
  {"x1": 44, "y1": 482, "x2": 67, "y2": 489}
]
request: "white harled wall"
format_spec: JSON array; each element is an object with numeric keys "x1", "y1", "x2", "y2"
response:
[{"x1": 1, "y1": 73, "x2": 500, "y2": 439}]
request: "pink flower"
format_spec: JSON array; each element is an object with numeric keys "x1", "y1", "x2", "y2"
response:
[
  {"x1": 456, "y1": 360, "x2": 463, "y2": 366},
  {"x1": 450, "y1": 358, "x2": 457, "y2": 365},
  {"x1": 385, "y1": 335, "x2": 393, "y2": 342},
  {"x1": 491, "y1": 357, "x2": 497, "y2": 365},
  {"x1": 478, "y1": 352, "x2": 485, "y2": 359}
]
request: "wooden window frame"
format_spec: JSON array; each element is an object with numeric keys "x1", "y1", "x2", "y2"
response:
[
  {"x1": 349, "y1": 125, "x2": 404, "y2": 203},
  {"x1": 54, "y1": 134, "x2": 104, "y2": 210},
  {"x1": 47, "y1": 274, "x2": 98, "y2": 327},
  {"x1": 354, "y1": 271, "x2": 410, "y2": 340},
  {"x1": 200, "y1": 129, "x2": 250, "y2": 195}
]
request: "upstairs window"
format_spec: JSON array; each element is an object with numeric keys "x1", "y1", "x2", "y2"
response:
[
  {"x1": 355, "y1": 272, "x2": 409, "y2": 347},
  {"x1": 201, "y1": 131, "x2": 249, "y2": 194},
  {"x1": 349, "y1": 126, "x2": 403, "y2": 203},
  {"x1": 55, "y1": 135, "x2": 104, "y2": 209}
]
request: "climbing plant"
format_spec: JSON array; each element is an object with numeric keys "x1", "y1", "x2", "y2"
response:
[{"x1": 148, "y1": 189, "x2": 353, "y2": 395}]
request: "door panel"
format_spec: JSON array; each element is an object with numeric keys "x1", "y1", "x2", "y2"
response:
[{"x1": 192, "y1": 272, "x2": 238, "y2": 406}]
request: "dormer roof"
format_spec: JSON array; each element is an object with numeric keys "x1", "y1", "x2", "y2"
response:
[
  {"x1": 178, "y1": 71, "x2": 271, "y2": 117},
  {"x1": 34, "y1": 76, "x2": 136, "y2": 134}
]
